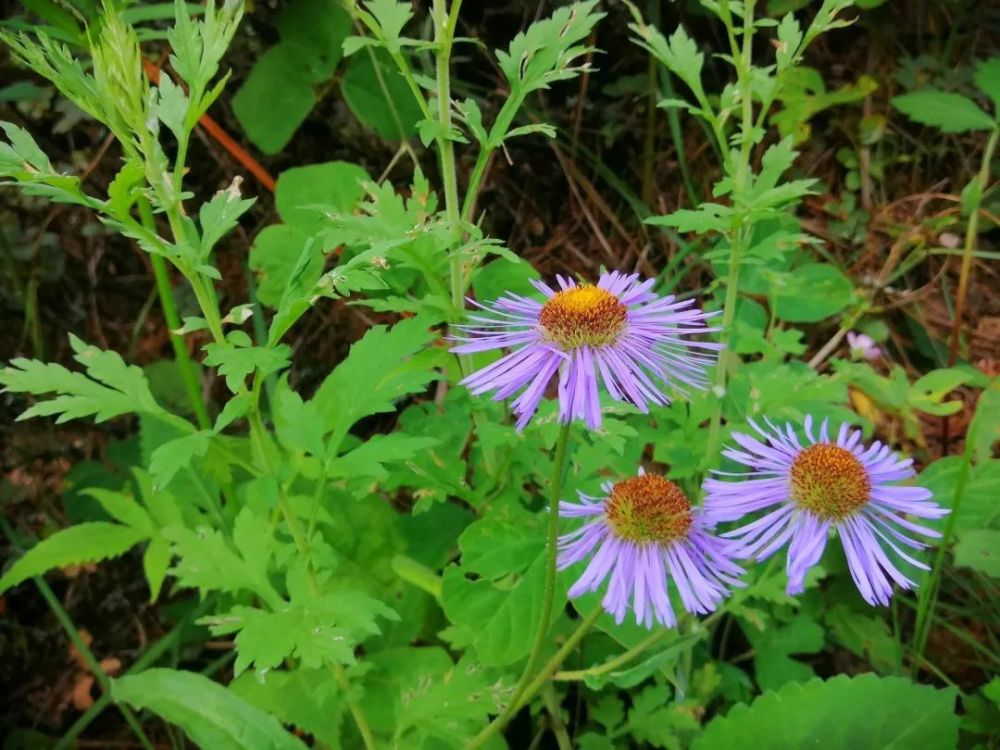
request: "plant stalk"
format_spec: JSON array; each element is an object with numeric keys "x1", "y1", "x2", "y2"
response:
[{"x1": 467, "y1": 422, "x2": 573, "y2": 748}]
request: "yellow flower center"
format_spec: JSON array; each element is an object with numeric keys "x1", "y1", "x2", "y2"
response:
[
  {"x1": 605, "y1": 474, "x2": 693, "y2": 545},
  {"x1": 538, "y1": 285, "x2": 628, "y2": 350},
  {"x1": 789, "y1": 444, "x2": 871, "y2": 520}
]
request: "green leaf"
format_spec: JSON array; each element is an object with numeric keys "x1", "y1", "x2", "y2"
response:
[
  {"x1": 330, "y1": 433, "x2": 438, "y2": 480},
  {"x1": 441, "y1": 509, "x2": 563, "y2": 666},
  {"x1": 232, "y1": 46, "x2": 315, "y2": 155},
  {"x1": 274, "y1": 385, "x2": 326, "y2": 457},
  {"x1": 362, "y1": 0, "x2": 415, "y2": 53},
  {"x1": 149, "y1": 431, "x2": 211, "y2": 490},
  {"x1": 312, "y1": 316, "x2": 438, "y2": 433},
  {"x1": 82, "y1": 488, "x2": 154, "y2": 534},
  {"x1": 497, "y1": 0, "x2": 603, "y2": 95},
  {"x1": 773, "y1": 263, "x2": 853, "y2": 322},
  {"x1": 693, "y1": 674, "x2": 959, "y2": 750},
  {"x1": 230, "y1": 669, "x2": 343, "y2": 748},
  {"x1": 623, "y1": 685, "x2": 700, "y2": 749},
  {"x1": 745, "y1": 615, "x2": 823, "y2": 690},
  {"x1": 892, "y1": 90, "x2": 995, "y2": 133},
  {"x1": 824, "y1": 605, "x2": 903, "y2": 674},
  {"x1": 199, "y1": 188, "x2": 255, "y2": 260},
  {"x1": 973, "y1": 57, "x2": 1000, "y2": 114},
  {"x1": 274, "y1": 160, "x2": 370, "y2": 236},
  {"x1": 276, "y1": 0, "x2": 351, "y2": 82},
  {"x1": 143, "y1": 537, "x2": 172, "y2": 602},
  {"x1": 0, "y1": 334, "x2": 164, "y2": 423},
  {"x1": 953, "y1": 530, "x2": 1000, "y2": 577},
  {"x1": 359, "y1": 647, "x2": 503, "y2": 745},
  {"x1": 341, "y1": 50, "x2": 421, "y2": 140},
  {"x1": 112, "y1": 669, "x2": 308, "y2": 750},
  {"x1": 919, "y1": 458, "x2": 1000, "y2": 531},
  {"x1": 907, "y1": 367, "x2": 977, "y2": 416},
  {"x1": 249, "y1": 226, "x2": 315, "y2": 309},
  {"x1": 202, "y1": 337, "x2": 291, "y2": 393},
  {"x1": 0, "y1": 522, "x2": 147, "y2": 595},
  {"x1": 775, "y1": 13, "x2": 802, "y2": 71},
  {"x1": 646, "y1": 203, "x2": 733, "y2": 234}
]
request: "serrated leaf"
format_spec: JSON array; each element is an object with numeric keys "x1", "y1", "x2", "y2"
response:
[
  {"x1": 206, "y1": 592, "x2": 397, "y2": 676},
  {"x1": 112, "y1": 669, "x2": 308, "y2": 750},
  {"x1": 775, "y1": 13, "x2": 802, "y2": 71},
  {"x1": 0, "y1": 334, "x2": 164, "y2": 423},
  {"x1": 0, "y1": 523, "x2": 147, "y2": 595},
  {"x1": 892, "y1": 90, "x2": 995, "y2": 133},
  {"x1": 329, "y1": 433, "x2": 437, "y2": 480},
  {"x1": 312, "y1": 316, "x2": 438, "y2": 433},
  {"x1": 772, "y1": 263, "x2": 853, "y2": 322},
  {"x1": 274, "y1": 386, "x2": 326, "y2": 457},
  {"x1": 149, "y1": 431, "x2": 211, "y2": 490},
  {"x1": 202, "y1": 340, "x2": 291, "y2": 394},
  {"x1": 200, "y1": 190, "x2": 255, "y2": 260},
  {"x1": 646, "y1": 203, "x2": 733, "y2": 233},
  {"x1": 143, "y1": 537, "x2": 172, "y2": 602},
  {"x1": 745, "y1": 615, "x2": 824, "y2": 690},
  {"x1": 230, "y1": 669, "x2": 343, "y2": 748},
  {"x1": 693, "y1": 674, "x2": 959, "y2": 749},
  {"x1": 274, "y1": 160, "x2": 370, "y2": 237},
  {"x1": 624, "y1": 685, "x2": 700, "y2": 749}
]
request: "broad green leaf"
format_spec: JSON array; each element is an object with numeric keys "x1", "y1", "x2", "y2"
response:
[
  {"x1": 457, "y1": 504, "x2": 545, "y2": 579},
  {"x1": 892, "y1": 90, "x2": 995, "y2": 133},
  {"x1": 441, "y1": 549, "x2": 558, "y2": 667},
  {"x1": 693, "y1": 674, "x2": 959, "y2": 750},
  {"x1": 276, "y1": 0, "x2": 351, "y2": 82},
  {"x1": 969, "y1": 383, "x2": 1000, "y2": 463},
  {"x1": 824, "y1": 605, "x2": 902, "y2": 674},
  {"x1": 143, "y1": 537, "x2": 172, "y2": 601},
  {"x1": 232, "y1": 46, "x2": 314, "y2": 154},
  {"x1": 953, "y1": 530, "x2": 1000, "y2": 577},
  {"x1": 773, "y1": 263, "x2": 853, "y2": 322},
  {"x1": 745, "y1": 615, "x2": 823, "y2": 690},
  {"x1": 360, "y1": 647, "x2": 503, "y2": 746},
  {"x1": 0, "y1": 523, "x2": 147, "y2": 595},
  {"x1": 907, "y1": 367, "x2": 977, "y2": 416},
  {"x1": 919, "y1": 458, "x2": 1000, "y2": 531},
  {"x1": 341, "y1": 50, "x2": 421, "y2": 140},
  {"x1": 249, "y1": 226, "x2": 315, "y2": 309},
  {"x1": 0, "y1": 334, "x2": 164, "y2": 423},
  {"x1": 230, "y1": 669, "x2": 343, "y2": 748},
  {"x1": 112, "y1": 669, "x2": 308, "y2": 750},
  {"x1": 274, "y1": 385, "x2": 326, "y2": 457},
  {"x1": 82, "y1": 488, "x2": 154, "y2": 534},
  {"x1": 973, "y1": 57, "x2": 1000, "y2": 113},
  {"x1": 199, "y1": 189, "x2": 255, "y2": 259},
  {"x1": 312, "y1": 316, "x2": 438, "y2": 433},
  {"x1": 274, "y1": 160, "x2": 370, "y2": 236}
]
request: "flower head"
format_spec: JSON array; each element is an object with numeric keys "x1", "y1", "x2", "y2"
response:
[
  {"x1": 703, "y1": 416, "x2": 946, "y2": 606},
  {"x1": 452, "y1": 272, "x2": 720, "y2": 430},
  {"x1": 558, "y1": 471, "x2": 743, "y2": 628},
  {"x1": 846, "y1": 331, "x2": 881, "y2": 361}
]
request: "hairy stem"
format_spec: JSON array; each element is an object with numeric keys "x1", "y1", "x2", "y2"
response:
[{"x1": 468, "y1": 422, "x2": 573, "y2": 748}]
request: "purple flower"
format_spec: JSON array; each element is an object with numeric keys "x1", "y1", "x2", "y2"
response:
[
  {"x1": 846, "y1": 331, "x2": 881, "y2": 361},
  {"x1": 451, "y1": 271, "x2": 720, "y2": 430},
  {"x1": 558, "y1": 471, "x2": 743, "y2": 628},
  {"x1": 703, "y1": 416, "x2": 946, "y2": 606}
]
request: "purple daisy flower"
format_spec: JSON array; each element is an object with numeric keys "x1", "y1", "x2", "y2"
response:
[
  {"x1": 451, "y1": 271, "x2": 720, "y2": 430},
  {"x1": 557, "y1": 471, "x2": 744, "y2": 628},
  {"x1": 703, "y1": 416, "x2": 947, "y2": 606}
]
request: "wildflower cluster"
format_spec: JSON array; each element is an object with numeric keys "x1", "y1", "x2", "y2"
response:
[{"x1": 456, "y1": 273, "x2": 945, "y2": 628}]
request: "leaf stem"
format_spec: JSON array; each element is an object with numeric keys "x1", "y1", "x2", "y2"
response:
[{"x1": 467, "y1": 422, "x2": 573, "y2": 748}]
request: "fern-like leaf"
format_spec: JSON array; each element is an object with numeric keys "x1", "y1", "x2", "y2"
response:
[
  {"x1": 0, "y1": 334, "x2": 165, "y2": 423},
  {"x1": 0, "y1": 522, "x2": 148, "y2": 595}
]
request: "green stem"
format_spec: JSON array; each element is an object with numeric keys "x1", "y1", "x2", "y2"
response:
[
  {"x1": 138, "y1": 198, "x2": 211, "y2": 429},
  {"x1": 947, "y1": 126, "x2": 998, "y2": 366},
  {"x1": 703, "y1": 0, "x2": 756, "y2": 468},
  {"x1": 467, "y1": 423, "x2": 573, "y2": 749},
  {"x1": 433, "y1": 0, "x2": 465, "y2": 313},
  {"x1": 911, "y1": 428, "x2": 976, "y2": 661}
]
